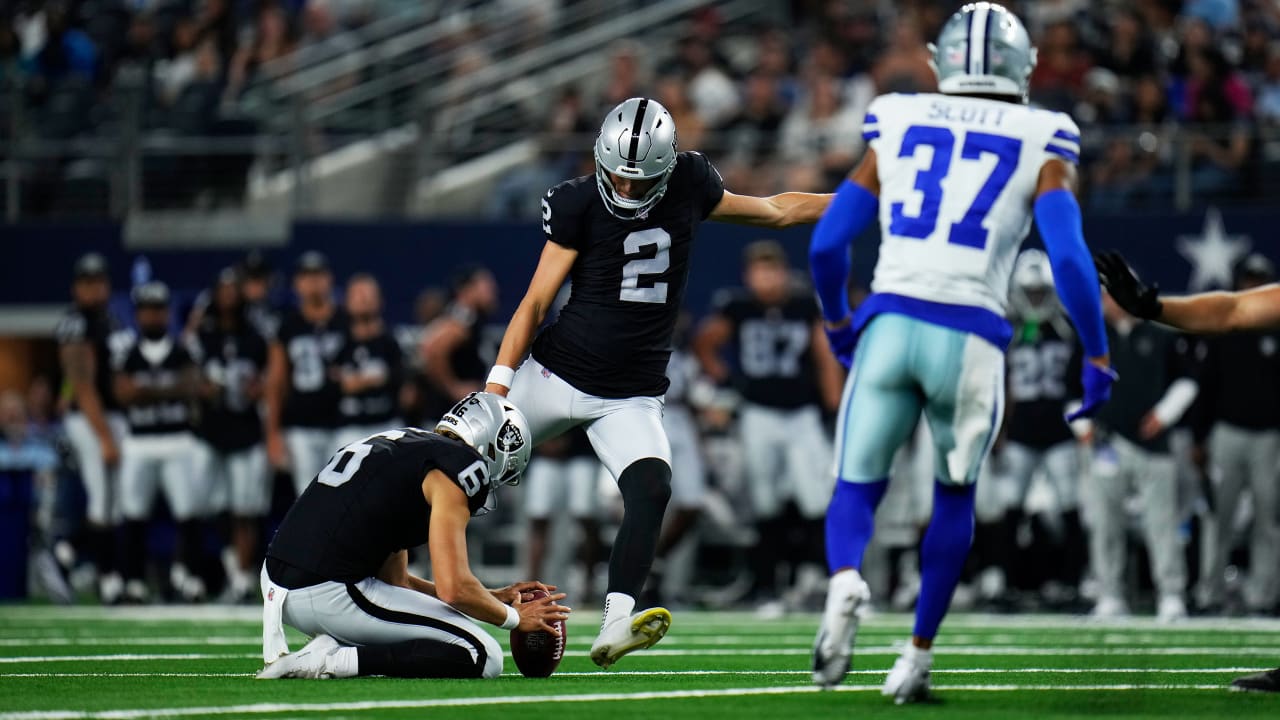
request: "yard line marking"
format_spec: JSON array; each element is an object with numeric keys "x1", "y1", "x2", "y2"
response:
[
  {"x1": 0, "y1": 638, "x2": 263, "y2": 648},
  {"x1": 0, "y1": 683, "x2": 1234, "y2": 720},
  {"x1": 0, "y1": 667, "x2": 1258, "y2": 680},
  {"x1": 0, "y1": 654, "x2": 257, "y2": 664},
  {"x1": 0, "y1": 673, "x2": 250, "y2": 678},
  {"x1": 3, "y1": 646, "x2": 1275, "y2": 664}
]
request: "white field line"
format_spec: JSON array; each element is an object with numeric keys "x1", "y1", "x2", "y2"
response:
[
  {"x1": 0, "y1": 683, "x2": 1233, "y2": 720},
  {"x1": 3, "y1": 607, "x2": 1280, "y2": 633},
  {"x1": 4, "y1": 634, "x2": 1279, "y2": 649},
  {"x1": 0, "y1": 667, "x2": 1258, "y2": 680},
  {"x1": 0, "y1": 654, "x2": 257, "y2": 664},
  {"x1": 3, "y1": 646, "x2": 1277, "y2": 664}
]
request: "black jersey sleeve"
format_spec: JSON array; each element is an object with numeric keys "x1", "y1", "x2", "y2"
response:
[
  {"x1": 685, "y1": 151, "x2": 725, "y2": 220},
  {"x1": 542, "y1": 182, "x2": 588, "y2": 252},
  {"x1": 433, "y1": 437, "x2": 493, "y2": 514}
]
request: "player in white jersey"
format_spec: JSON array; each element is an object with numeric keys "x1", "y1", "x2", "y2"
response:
[{"x1": 807, "y1": 3, "x2": 1117, "y2": 703}]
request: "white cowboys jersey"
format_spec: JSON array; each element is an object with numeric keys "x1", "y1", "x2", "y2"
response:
[{"x1": 863, "y1": 93, "x2": 1080, "y2": 316}]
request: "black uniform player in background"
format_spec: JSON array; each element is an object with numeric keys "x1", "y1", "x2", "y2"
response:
[
  {"x1": 335, "y1": 274, "x2": 404, "y2": 448},
  {"x1": 1095, "y1": 248, "x2": 1280, "y2": 692},
  {"x1": 112, "y1": 282, "x2": 209, "y2": 602},
  {"x1": 190, "y1": 267, "x2": 270, "y2": 603},
  {"x1": 421, "y1": 265, "x2": 499, "y2": 423},
  {"x1": 977, "y1": 249, "x2": 1085, "y2": 605},
  {"x1": 482, "y1": 97, "x2": 832, "y2": 667},
  {"x1": 265, "y1": 251, "x2": 349, "y2": 498},
  {"x1": 258, "y1": 394, "x2": 568, "y2": 680},
  {"x1": 693, "y1": 240, "x2": 843, "y2": 613},
  {"x1": 55, "y1": 253, "x2": 128, "y2": 603}
]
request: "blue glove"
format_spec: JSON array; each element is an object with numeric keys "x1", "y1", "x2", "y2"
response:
[
  {"x1": 1065, "y1": 363, "x2": 1119, "y2": 422},
  {"x1": 825, "y1": 323, "x2": 856, "y2": 370}
]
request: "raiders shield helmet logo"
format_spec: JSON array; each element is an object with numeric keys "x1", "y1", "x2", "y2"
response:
[{"x1": 497, "y1": 420, "x2": 525, "y2": 453}]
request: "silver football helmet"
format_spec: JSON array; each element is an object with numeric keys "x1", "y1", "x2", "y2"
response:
[
  {"x1": 1009, "y1": 248, "x2": 1059, "y2": 322},
  {"x1": 594, "y1": 97, "x2": 678, "y2": 220},
  {"x1": 929, "y1": 2, "x2": 1037, "y2": 102},
  {"x1": 435, "y1": 392, "x2": 532, "y2": 493}
]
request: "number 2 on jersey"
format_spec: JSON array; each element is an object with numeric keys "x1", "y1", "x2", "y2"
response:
[
  {"x1": 889, "y1": 126, "x2": 1021, "y2": 249},
  {"x1": 620, "y1": 228, "x2": 671, "y2": 304}
]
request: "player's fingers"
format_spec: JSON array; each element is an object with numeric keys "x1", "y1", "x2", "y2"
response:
[{"x1": 539, "y1": 621, "x2": 561, "y2": 637}]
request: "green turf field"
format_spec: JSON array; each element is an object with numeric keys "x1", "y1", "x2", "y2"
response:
[{"x1": 1, "y1": 605, "x2": 1277, "y2": 719}]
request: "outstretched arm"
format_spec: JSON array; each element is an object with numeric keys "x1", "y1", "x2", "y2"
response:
[
  {"x1": 1095, "y1": 251, "x2": 1280, "y2": 333},
  {"x1": 809, "y1": 149, "x2": 881, "y2": 326},
  {"x1": 707, "y1": 191, "x2": 834, "y2": 229},
  {"x1": 485, "y1": 241, "x2": 577, "y2": 396}
]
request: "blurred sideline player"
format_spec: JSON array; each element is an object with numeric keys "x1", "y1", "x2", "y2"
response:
[
  {"x1": 258, "y1": 393, "x2": 568, "y2": 680},
  {"x1": 643, "y1": 331, "x2": 708, "y2": 609},
  {"x1": 56, "y1": 253, "x2": 128, "y2": 602},
  {"x1": 1095, "y1": 249, "x2": 1280, "y2": 693},
  {"x1": 808, "y1": 3, "x2": 1115, "y2": 702},
  {"x1": 523, "y1": 429, "x2": 603, "y2": 603},
  {"x1": 421, "y1": 266, "x2": 499, "y2": 424},
  {"x1": 1190, "y1": 255, "x2": 1280, "y2": 615},
  {"x1": 113, "y1": 282, "x2": 209, "y2": 602},
  {"x1": 693, "y1": 240, "x2": 842, "y2": 612},
  {"x1": 334, "y1": 274, "x2": 404, "y2": 448},
  {"x1": 1080, "y1": 291, "x2": 1196, "y2": 622},
  {"x1": 190, "y1": 267, "x2": 269, "y2": 603},
  {"x1": 989, "y1": 249, "x2": 1086, "y2": 602},
  {"x1": 483, "y1": 96, "x2": 833, "y2": 668},
  {"x1": 265, "y1": 251, "x2": 348, "y2": 498}
]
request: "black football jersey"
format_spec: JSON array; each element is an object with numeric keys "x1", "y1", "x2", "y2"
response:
[
  {"x1": 1005, "y1": 318, "x2": 1082, "y2": 449},
  {"x1": 336, "y1": 332, "x2": 404, "y2": 426},
  {"x1": 191, "y1": 317, "x2": 268, "y2": 451},
  {"x1": 113, "y1": 336, "x2": 197, "y2": 435},
  {"x1": 715, "y1": 289, "x2": 820, "y2": 409},
  {"x1": 55, "y1": 305, "x2": 123, "y2": 412},
  {"x1": 266, "y1": 429, "x2": 490, "y2": 583},
  {"x1": 274, "y1": 308, "x2": 348, "y2": 429},
  {"x1": 532, "y1": 151, "x2": 725, "y2": 398}
]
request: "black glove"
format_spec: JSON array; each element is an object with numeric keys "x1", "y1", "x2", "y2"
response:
[{"x1": 1094, "y1": 250, "x2": 1163, "y2": 320}]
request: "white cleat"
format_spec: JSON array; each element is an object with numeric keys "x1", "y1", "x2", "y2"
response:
[
  {"x1": 256, "y1": 634, "x2": 343, "y2": 679},
  {"x1": 811, "y1": 569, "x2": 871, "y2": 688},
  {"x1": 1090, "y1": 595, "x2": 1130, "y2": 619},
  {"x1": 1156, "y1": 594, "x2": 1187, "y2": 624},
  {"x1": 589, "y1": 607, "x2": 672, "y2": 669},
  {"x1": 882, "y1": 643, "x2": 932, "y2": 704}
]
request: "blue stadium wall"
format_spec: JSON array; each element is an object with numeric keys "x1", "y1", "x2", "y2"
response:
[{"x1": 2, "y1": 208, "x2": 1274, "y2": 326}]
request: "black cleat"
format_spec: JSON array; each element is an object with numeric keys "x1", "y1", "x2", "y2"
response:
[{"x1": 1231, "y1": 667, "x2": 1280, "y2": 693}]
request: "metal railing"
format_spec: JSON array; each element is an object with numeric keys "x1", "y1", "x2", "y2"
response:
[{"x1": 1, "y1": 119, "x2": 1275, "y2": 222}]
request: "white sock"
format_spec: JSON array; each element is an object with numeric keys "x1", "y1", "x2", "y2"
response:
[
  {"x1": 602, "y1": 592, "x2": 636, "y2": 629},
  {"x1": 902, "y1": 642, "x2": 932, "y2": 668},
  {"x1": 824, "y1": 569, "x2": 865, "y2": 619},
  {"x1": 326, "y1": 645, "x2": 359, "y2": 678}
]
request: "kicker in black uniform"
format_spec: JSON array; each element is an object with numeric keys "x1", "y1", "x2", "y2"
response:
[
  {"x1": 258, "y1": 393, "x2": 568, "y2": 680},
  {"x1": 482, "y1": 97, "x2": 833, "y2": 668}
]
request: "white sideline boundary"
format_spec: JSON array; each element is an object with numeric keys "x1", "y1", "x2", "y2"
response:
[
  {"x1": 4, "y1": 646, "x2": 1279, "y2": 664},
  {"x1": 0, "y1": 684, "x2": 1232, "y2": 720},
  {"x1": 0, "y1": 668, "x2": 1258, "y2": 679}
]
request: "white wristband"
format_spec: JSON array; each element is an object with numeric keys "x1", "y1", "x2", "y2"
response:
[
  {"x1": 500, "y1": 604, "x2": 520, "y2": 630},
  {"x1": 486, "y1": 365, "x2": 516, "y2": 389}
]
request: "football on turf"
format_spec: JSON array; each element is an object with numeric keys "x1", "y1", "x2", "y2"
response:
[{"x1": 509, "y1": 590, "x2": 566, "y2": 678}]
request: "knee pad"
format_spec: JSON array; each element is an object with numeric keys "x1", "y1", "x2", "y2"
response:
[{"x1": 617, "y1": 457, "x2": 672, "y2": 507}]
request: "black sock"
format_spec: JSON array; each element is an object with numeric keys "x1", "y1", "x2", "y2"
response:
[
  {"x1": 89, "y1": 525, "x2": 116, "y2": 574},
  {"x1": 121, "y1": 521, "x2": 147, "y2": 581},
  {"x1": 606, "y1": 458, "x2": 672, "y2": 597},
  {"x1": 1061, "y1": 510, "x2": 1086, "y2": 587},
  {"x1": 357, "y1": 639, "x2": 482, "y2": 678},
  {"x1": 750, "y1": 516, "x2": 787, "y2": 596},
  {"x1": 177, "y1": 519, "x2": 203, "y2": 571}
]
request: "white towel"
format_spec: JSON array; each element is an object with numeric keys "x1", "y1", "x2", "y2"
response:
[{"x1": 259, "y1": 564, "x2": 291, "y2": 663}]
